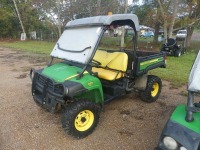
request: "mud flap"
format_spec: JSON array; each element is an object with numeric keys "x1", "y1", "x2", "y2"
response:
[{"x1": 134, "y1": 74, "x2": 147, "y2": 90}]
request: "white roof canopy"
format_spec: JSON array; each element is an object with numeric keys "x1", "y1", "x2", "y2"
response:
[{"x1": 66, "y1": 14, "x2": 140, "y2": 31}]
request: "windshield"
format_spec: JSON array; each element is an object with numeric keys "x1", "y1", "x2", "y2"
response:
[
  {"x1": 51, "y1": 26, "x2": 103, "y2": 64},
  {"x1": 178, "y1": 31, "x2": 186, "y2": 34}
]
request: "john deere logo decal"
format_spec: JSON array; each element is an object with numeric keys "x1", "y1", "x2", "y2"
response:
[{"x1": 88, "y1": 82, "x2": 93, "y2": 86}]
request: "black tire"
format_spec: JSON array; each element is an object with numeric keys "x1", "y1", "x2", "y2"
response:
[
  {"x1": 175, "y1": 50, "x2": 181, "y2": 57},
  {"x1": 61, "y1": 100, "x2": 101, "y2": 139},
  {"x1": 139, "y1": 75, "x2": 162, "y2": 103}
]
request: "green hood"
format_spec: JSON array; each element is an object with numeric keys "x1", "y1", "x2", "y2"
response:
[
  {"x1": 41, "y1": 62, "x2": 85, "y2": 83},
  {"x1": 170, "y1": 104, "x2": 200, "y2": 134},
  {"x1": 41, "y1": 62, "x2": 104, "y2": 103}
]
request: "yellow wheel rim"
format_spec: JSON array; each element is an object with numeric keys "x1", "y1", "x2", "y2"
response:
[
  {"x1": 151, "y1": 83, "x2": 159, "y2": 97},
  {"x1": 74, "y1": 110, "x2": 94, "y2": 132}
]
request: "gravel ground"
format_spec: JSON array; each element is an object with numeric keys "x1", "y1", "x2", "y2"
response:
[{"x1": 0, "y1": 47, "x2": 199, "y2": 150}]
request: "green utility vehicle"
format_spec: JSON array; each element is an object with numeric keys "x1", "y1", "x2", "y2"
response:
[
  {"x1": 156, "y1": 50, "x2": 200, "y2": 150},
  {"x1": 30, "y1": 14, "x2": 166, "y2": 139}
]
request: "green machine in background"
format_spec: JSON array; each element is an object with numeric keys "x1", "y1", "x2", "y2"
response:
[{"x1": 156, "y1": 50, "x2": 200, "y2": 150}]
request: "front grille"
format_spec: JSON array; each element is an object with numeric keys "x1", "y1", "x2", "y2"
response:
[
  {"x1": 37, "y1": 75, "x2": 53, "y2": 90},
  {"x1": 36, "y1": 74, "x2": 64, "y2": 96},
  {"x1": 54, "y1": 84, "x2": 64, "y2": 95}
]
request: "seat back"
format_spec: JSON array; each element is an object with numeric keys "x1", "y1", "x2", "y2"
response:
[
  {"x1": 166, "y1": 38, "x2": 177, "y2": 47},
  {"x1": 107, "y1": 53, "x2": 128, "y2": 71},
  {"x1": 93, "y1": 50, "x2": 119, "y2": 67},
  {"x1": 93, "y1": 50, "x2": 128, "y2": 71}
]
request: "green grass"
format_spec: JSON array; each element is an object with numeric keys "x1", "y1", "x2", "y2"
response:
[
  {"x1": 0, "y1": 40, "x2": 198, "y2": 88},
  {"x1": 0, "y1": 40, "x2": 55, "y2": 54},
  {"x1": 150, "y1": 52, "x2": 197, "y2": 88}
]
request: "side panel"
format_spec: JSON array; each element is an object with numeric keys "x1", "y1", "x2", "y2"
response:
[
  {"x1": 75, "y1": 89, "x2": 103, "y2": 104},
  {"x1": 135, "y1": 53, "x2": 166, "y2": 76},
  {"x1": 68, "y1": 74, "x2": 104, "y2": 104},
  {"x1": 139, "y1": 57, "x2": 164, "y2": 70}
]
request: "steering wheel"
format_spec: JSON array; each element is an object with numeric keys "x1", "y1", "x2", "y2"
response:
[{"x1": 91, "y1": 59, "x2": 101, "y2": 66}]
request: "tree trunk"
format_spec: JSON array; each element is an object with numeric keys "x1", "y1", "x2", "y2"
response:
[
  {"x1": 153, "y1": 21, "x2": 160, "y2": 43},
  {"x1": 157, "y1": 0, "x2": 167, "y2": 43},
  {"x1": 13, "y1": 0, "x2": 26, "y2": 38},
  {"x1": 96, "y1": 0, "x2": 101, "y2": 15},
  {"x1": 121, "y1": 0, "x2": 128, "y2": 48},
  {"x1": 186, "y1": 26, "x2": 194, "y2": 47},
  {"x1": 168, "y1": 0, "x2": 178, "y2": 38},
  {"x1": 57, "y1": 0, "x2": 62, "y2": 37}
]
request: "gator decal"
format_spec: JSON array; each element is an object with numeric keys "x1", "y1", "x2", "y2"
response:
[
  {"x1": 140, "y1": 57, "x2": 164, "y2": 70},
  {"x1": 65, "y1": 71, "x2": 88, "y2": 81},
  {"x1": 170, "y1": 104, "x2": 200, "y2": 134}
]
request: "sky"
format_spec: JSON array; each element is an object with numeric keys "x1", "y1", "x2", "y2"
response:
[
  {"x1": 128, "y1": 0, "x2": 132, "y2": 4},
  {"x1": 128, "y1": 0, "x2": 143, "y2": 5}
]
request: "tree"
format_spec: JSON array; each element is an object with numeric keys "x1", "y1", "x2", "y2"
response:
[
  {"x1": 13, "y1": 0, "x2": 26, "y2": 37},
  {"x1": 33, "y1": 0, "x2": 125, "y2": 37},
  {"x1": 184, "y1": 0, "x2": 200, "y2": 47},
  {"x1": 121, "y1": 0, "x2": 128, "y2": 47},
  {"x1": 168, "y1": 0, "x2": 178, "y2": 38},
  {"x1": 157, "y1": 0, "x2": 169, "y2": 42}
]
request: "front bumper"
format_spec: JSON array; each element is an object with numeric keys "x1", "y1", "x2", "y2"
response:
[
  {"x1": 156, "y1": 120, "x2": 200, "y2": 150},
  {"x1": 30, "y1": 69, "x2": 66, "y2": 112}
]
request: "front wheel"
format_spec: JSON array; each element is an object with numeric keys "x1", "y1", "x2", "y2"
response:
[
  {"x1": 61, "y1": 100, "x2": 101, "y2": 139},
  {"x1": 139, "y1": 75, "x2": 162, "y2": 103}
]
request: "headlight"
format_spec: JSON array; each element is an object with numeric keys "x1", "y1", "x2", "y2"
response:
[
  {"x1": 180, "y1": 146, "x2": 187, "y2": 150},
  {"x1": 65, "y1": 87, "x2": 68, "y2": 95},
  {"x1": 163, "y1": 136, "x2": 178, "y2": 150}
]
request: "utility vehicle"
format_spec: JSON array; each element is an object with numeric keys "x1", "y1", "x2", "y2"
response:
[
  {"x1": 160, "y1": 38, "x2": 186, "y2": 57},
  {"x1": 30, "y1": 14, "x2": 166, "y2": 139},
  {"x1": 176, "y1": 30, "x2": 187, "y2": 39},
  {"x1": 156, "y1": 50, "x2": 200, "y2": 150}
]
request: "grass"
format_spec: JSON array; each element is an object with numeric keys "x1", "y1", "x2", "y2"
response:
[
  {"x1": 0, "y1": 40, "x2": 198, "y2": 88},
  {"x1": 150, "y1": 52, "x2": 197, "y2": 88},
  {"x1": 0, "y1": 40, "x2": 55, "y2": 54}
]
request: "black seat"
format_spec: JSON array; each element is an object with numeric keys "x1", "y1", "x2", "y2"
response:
[{"x1": 166, "y1": 38, "x2": 177, "y2": 47}]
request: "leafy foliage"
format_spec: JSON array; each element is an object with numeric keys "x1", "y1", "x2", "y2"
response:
[{"x1": 0, "y1": 0, "x2": 126, "y2": 39}]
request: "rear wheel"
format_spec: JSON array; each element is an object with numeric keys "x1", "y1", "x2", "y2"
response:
[
  {"x1": 175, "y1": 50, "x2": 181, "y2": 57},
  {"x1": 61, "y1": 100, "x2": 101, "y2": 139},
  {"x1": 139, "y1": 75, "x2": 162, "y2": 103}
]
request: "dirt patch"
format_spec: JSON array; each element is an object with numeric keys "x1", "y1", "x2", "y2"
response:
[
  {"x1": 16, "y1": 73, "x2": 27, "y2": 79},
  {"x1": 0, "y1": 47, "x2": 199, "y2": 150}
]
